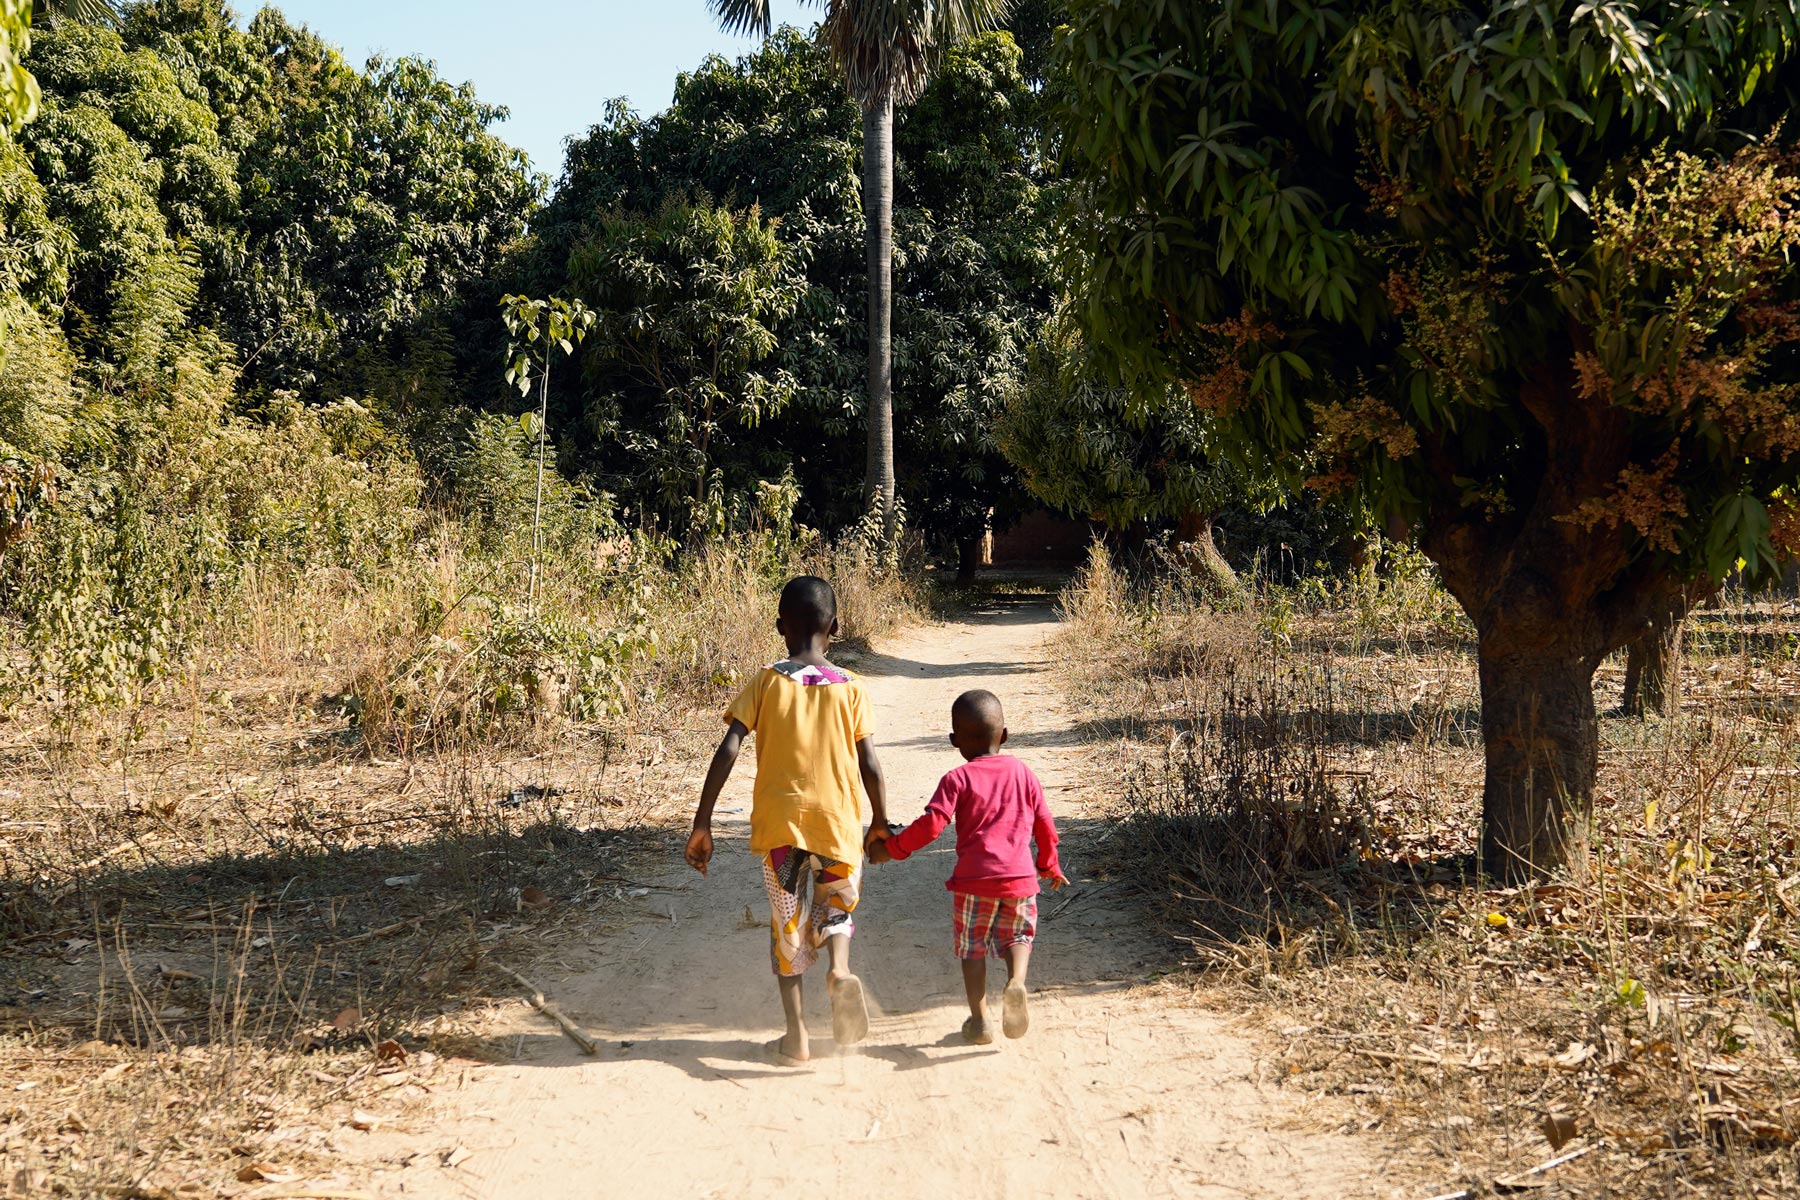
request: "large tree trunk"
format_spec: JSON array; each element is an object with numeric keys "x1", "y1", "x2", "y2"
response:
[
  {"x1": 1418, "y1": 362, "x2": 1645, "y2": 881},
  {"x1": 1476, "y1": 638, "x2": 1599, "y2": 882},
  {"x1": 862, "y1": 96, "x2": 897, "y2": 543},
  {"x1": 1173, "y1": 510, "x2": 1241, "y2": 597},
  {"x1": 956, "y1": 534, "x2": 984, "y2": 584},
  {"x1": 1621, "y1": 592, "x2": 1691, "y2": 717}
]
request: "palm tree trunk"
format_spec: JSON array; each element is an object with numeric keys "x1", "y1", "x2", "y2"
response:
[{"x1": 862, "y1": 95, "x2": 897, "y2": 543}]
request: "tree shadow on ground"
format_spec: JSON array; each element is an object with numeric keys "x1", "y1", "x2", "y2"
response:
[
  {"x1": 0, "y1": 810, "x2": 684, "y2": 1047},
  {"x1": 354, "y1": 811, "x2": 1177, "y2": 1086},
  {"x1": 848, "y1": 651, "x2": 1043, "y2": 681}
]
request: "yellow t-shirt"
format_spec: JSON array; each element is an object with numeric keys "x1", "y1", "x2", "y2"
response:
[{"x1": 726, "y1": 660, "x2": 872, "y2": 867}]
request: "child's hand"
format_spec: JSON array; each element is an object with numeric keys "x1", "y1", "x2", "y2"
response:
[
  {"x1": 684, "y1": 826, "x2": 714, "y2": 876},
  {"x1": 1043, "y1": 871, "x2": 1069, "y2": 891}
]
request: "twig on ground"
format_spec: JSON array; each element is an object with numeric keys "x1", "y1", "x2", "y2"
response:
[
  {"x1": 490, "y1": 963, "x2": 599, "y2": 1055},
  {"x1": 1347, "y1": 1047, "x2": 1482, "y2": 1070},
  {"x1": 1492, "y1": 1143, "x2": 1598, "y2": 1192},
  {"x1": 1044, "y1": 880, "x2": 1115, "y2": 922},
  {"x1": 331, "y1": 904, "x2": 463, "y2": 945}
]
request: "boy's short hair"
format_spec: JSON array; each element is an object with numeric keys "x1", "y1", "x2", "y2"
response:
[
  {"x1": 951, "y1": 689, "x2": 1004, "y2": 737},
  {"x1": 779, "y1": 575, "x2": 837, "y2": 632}
]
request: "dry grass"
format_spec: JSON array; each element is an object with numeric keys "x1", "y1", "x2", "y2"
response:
[
  {"x1": 1058, "y1": 542, "x2": 1800, "y2": 1199},
  {"x1": 0, "y1": 529, "x2": 924, "y2": 1196}
]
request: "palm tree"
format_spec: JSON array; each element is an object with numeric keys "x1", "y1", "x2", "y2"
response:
[
  {"x1": 38, "y1": 0, "x2": 118, "y2": 26},
  {"x1": 708, "y1": 0, "x2": 1011, "y2": 543}
]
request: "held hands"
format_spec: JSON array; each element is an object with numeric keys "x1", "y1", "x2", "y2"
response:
[
  {"x1": 865, "y1": 824, "x2": 894, "y2": 864},
  {"x1": 684, "y1": 825, "x2": 714, "y2": 876}
]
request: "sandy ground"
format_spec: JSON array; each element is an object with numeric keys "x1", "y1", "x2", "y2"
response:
[{"x1": 357, "y1": 596, "x2": 1386, "y2": 1198}]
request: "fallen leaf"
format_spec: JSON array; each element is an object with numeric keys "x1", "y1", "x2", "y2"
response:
[
  {"x1": 1541, "y1": 1111, "x2": 1579, "y2": 1150},
  {"x1": 1551, "y1": 1042, "x2": 1595, "y2": 1070},
  {"x1": 349, "y1": 1109, "x2": 380, "y2": 1131},
  {"x1": 376, "y1": 1039, "x2": 407, "y2": 1064},
  {"x1": 384, "y1": 874, "x2": 421, "y2": 888},
  {"x1": 235, "y1": 1162, "x2": 299, "y2": 1184},
  {"x1": 520, "y1": 886, "x2": 551, "y2": 910},
  {"x1": 443, "y1": 1145, "x2": 473, "y2": 1168},
  {"x1": 332, "y1": 1007, "x2": 361, "y2": 1032},
  {"x1": 68, "y1": 1040, "x2": 111, "y2": 1058},
  {"x1": 1485, "y1": 912, "x2": 1509, "y2": 928},
  {"x1": 9, "y1": 1170, "x2": 47, "y2": 1194}
]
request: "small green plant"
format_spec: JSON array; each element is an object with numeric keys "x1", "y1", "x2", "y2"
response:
[{"x1": 500, "y1": 293, "x2": 596, "y2": 613}]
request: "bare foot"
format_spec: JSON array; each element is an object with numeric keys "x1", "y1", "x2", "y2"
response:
[
  {"x1": 768, "y1": 1033, "x2": 810, "y2": 1066},
  {"x1": 828, "y1": 972, "x2": 869, "y2": 1046},
  {"x1": 961, "y1": 1015, "x2": 994, "y2": 1045},
  {"x1": 1002, "y1": 978, "x2": 1030, "y2": 1039}
]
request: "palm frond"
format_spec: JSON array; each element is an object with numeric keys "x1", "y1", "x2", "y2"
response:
[
  {"x1": 821, "y1": 0, "x2": 1014, "y2": 106},
  {"x1": 708, "y1": 0, "x2": 776, "y2": 38},
  {"x1": 40, "y1": 0, "x2": 119, "y2": 27}
]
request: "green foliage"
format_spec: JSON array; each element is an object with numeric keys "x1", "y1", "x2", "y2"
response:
[
  {"x1": 23, "y1": 98, "x2": 169, "y2": 325},
  {"x1": 0, "y1": 2, "x2": 544, "y2": 720},
  {"x1": 568, "y1": 199, "x2": 803, "y2": 532},
  {"x1": 892, "y1": 31, "x2": 1055, "y2": 543},
  {"x1": 0, "y1": 139, "x2": 72, "y2": 304},
  {"x1": 0, "y1": 293, "x2": 75, "y2": 460},
  {"x1": 9, "y1": 4, "x2": 536, "y2": 405},
  {"x1": 0, "y1": 0, "x2": 39, "y2": 141},
  {"x1": 1055, "y1": 0, "x2": 1800, "y2": 625},
  {"x1": 4, "y1": 369, "x2": 424, "y2": 715},
  {"x1": 451, "y1": 412, "x2": 613, "y2": 554},
  {"x1": 1000, "y1": 325, "x2": 1244, "y2": 530},
  {"x1": 532, "y1": 28, "x2": 1054, "y2": 544},
  {"x1": 502, "y1": 295, "x2": 596, "y2": 397}
]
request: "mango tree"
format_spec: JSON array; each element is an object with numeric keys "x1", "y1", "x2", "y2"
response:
[
  {"x1": 998, "y1": 327, "x2": 1251, "y2": 595},
  {"x1": 567, "y1": 200, "x2": 803, "y2": 538},
  {"x1": 1057, "y1": 0, "x2": 1800, "y2": 879}
]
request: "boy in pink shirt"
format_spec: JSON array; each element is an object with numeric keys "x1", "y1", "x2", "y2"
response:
[{"x1": 869, "y1": 689, "x2": 1066, "y2": 1044}]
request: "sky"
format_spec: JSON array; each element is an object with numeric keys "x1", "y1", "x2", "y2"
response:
[{"x1": 269, "y1": 0, "x2": 815, "y2": 180}]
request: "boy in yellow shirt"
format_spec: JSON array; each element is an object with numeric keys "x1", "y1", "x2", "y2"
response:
[{"x1": 685, "y1": 576, "x2": 888, "y2": 1064}]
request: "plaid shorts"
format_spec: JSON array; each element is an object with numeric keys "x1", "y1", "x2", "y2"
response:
[{"x1": 951, "y1": 892, "x2": 1038, "y2": 960}]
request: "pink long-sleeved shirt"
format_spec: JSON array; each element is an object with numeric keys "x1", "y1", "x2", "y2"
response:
[{"x1": 885, "y1": 754, "x2": 1061, "y2": 897}]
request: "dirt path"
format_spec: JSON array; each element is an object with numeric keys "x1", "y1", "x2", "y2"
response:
[{"x1": 362, "y1": 598, "x2": 1383, "y2": 1198}]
